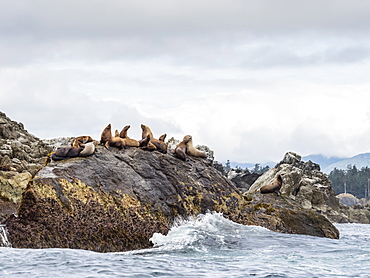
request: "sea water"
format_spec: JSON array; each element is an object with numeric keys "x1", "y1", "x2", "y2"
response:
[{"x1": 0, "y1": 212, "x2": 369, "y2": 277}]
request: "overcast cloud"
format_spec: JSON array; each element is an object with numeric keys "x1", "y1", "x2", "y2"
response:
[{"x1": 2, "y1": 0, "x2": 370, "y2": 164}]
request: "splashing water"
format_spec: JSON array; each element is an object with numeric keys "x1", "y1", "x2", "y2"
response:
[
  {"x1": 1, "y1": 212, "x2": 370, "y2": 277},
  {"x1": 0, "y1": 225, "x2": 11, "y2": 247}
]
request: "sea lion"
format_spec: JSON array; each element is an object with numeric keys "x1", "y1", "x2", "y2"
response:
[
  {"x1": 100, "y1": 124, "x2": 126, "y2": 149},
  {"x1": 141, "y1": 124, "x2": 154, "y2": 140},
  {"x1": 51, "y1": 146, "x2": 82, "y2": 161},
  {"x1": 79, "y1": 141, "x2": 98, "y2": 157},
  {"x1": 151, "y1": 138, "x2": 167, "y2": 153},
  {"x1": 100, "y1": 124, "x2": 112, "y2": 145},
  {"x1": 118, "y1": 125, "x2": 140, "y2": 147},
  {"x1": 122, "y1": 138, "x2": 140, "y2": 147},
  {"x1": 140, "y1": 124, "x2": 167, "y2": 153},
  {"x1": 183, "y1": 135, "x2": 207, "y2": 158},
  {"x1": 174, "y1": 137, "x2": 190, "y2": 161},
  {"x1": 159, "y1": 134, "x2": 167, "y2": 142},
  {"x1": 119, "y1": 125, "x2": 131, "y2": 138},
  {"x1": 71, "y1": 136, "x2": 93, "y2": 148},
  {"x1": 114, "y1": 130, "x2": 120, "y2": 138},
  {"x1": 260, "y1": 175, "x2": 283, "y2": 195},
  {"x1": 139, "y1": 135, "x2": 157, "y2": 151}
]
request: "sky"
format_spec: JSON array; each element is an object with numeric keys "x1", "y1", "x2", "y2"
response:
[{"x1": 2, "y1": 0, "x2": 370, "y2": 164}]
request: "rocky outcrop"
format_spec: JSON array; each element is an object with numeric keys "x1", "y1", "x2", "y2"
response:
[
  {"x1": 227, "y1": 168, "x2": 261, "y2": 193},
  {"x1": 4, "y1": 147, "x2": 339, "y2": 251},
  {"x1": 247, "y1": 152, "x2": 370, "y2": 224},
  {"x1": 337, "y1": 193, "x2": 359, "y2": 206},
  {"x1": 0, "y1": 112, "x2": 53, "y2": 222},
  {"x1": 0, "y1": 112, "x2": 53, "y2": 173},
  {"x1": 337, "y1": 193, "x2": 370, "y2": 207}
]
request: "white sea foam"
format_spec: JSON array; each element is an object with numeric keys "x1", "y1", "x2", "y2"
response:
[
  {"x1": 0, "y1": 225, "x2": 11, "y2": 248},
  {"x1": 1, "y1": 218, "x2": 370, "y2": 277},
  {"x1": 150, "y1": 211, "x2": 270, "y2": 252}
]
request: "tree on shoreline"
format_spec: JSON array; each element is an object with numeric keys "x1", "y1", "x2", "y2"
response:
[{"x1": 329, "y1": 165, "x2": 370, "y2": 199}]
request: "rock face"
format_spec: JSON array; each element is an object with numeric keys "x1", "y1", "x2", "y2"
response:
[
  {"x1": 227, "y1": 168, "x2": 261, "y2": 193},
  {"x1": 0, "y1": 112, "x2": 53, "y2": 222},
  {"x1": 247, "y1": 152, "x2": 370, "y2": 224},
  {"x1": 0, "y1": 112, "x2": 52, "y2": 173},
  {"x1": 4, "y1": 147, "x2": 339, "y2": 251}
]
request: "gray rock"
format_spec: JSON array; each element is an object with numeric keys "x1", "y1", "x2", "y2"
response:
[
  {"x1": 0, "y1": 111, "x2": 53, "y2": 221},
  {"x1": 247, "y1": 152, "x2": 370, "y2": 223},
  {"x1": 4, "y1": 146, "x2": 339, "y2": 251},
  {"x1": 227, "y1": 168, "x2": 261, "y2": 193}
]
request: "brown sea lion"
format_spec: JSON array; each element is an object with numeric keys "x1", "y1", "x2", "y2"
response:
[
  {"x1": 123, "y1": 138, "x2": 140, "y2": 147},
  {"x1": 100, "y1": 124, "x2": 126, "y2": 149},
  {"x1": 141, "y1": 124, "x2": 154, "y2": 140},
  {"x1": 51, "y1": 146, "x2": 82, "y2": 160},
  {"x1": 119, "y1": 125, "x2": 131, "y2": 138},
  {"x1": 260, "y1": 175, "x2": 283, "y2": 195},
  {"x1": 118, "y1": 125, "x2": 140, "y2": 147},
  {"x1": 151, "y1": 138, "x2": 167, "y2": 153},
  {"x1": 114, "y1": 130, "x2": 120, "y2": 138},
  {"x1": 184, "y1": 135, "x2": 207, "y2": 158},
  {"x1": 71, "y1": 136, "x2": 93, "y2": 148},
  {"x1": 105, "y1": 138, "x2": 126, "y2": 149},
  {"x1": 79, "y1": 141, "x2": 98, "y2": 157},
  {"x1": 174, "y1": 137, "x2": 190, "y2": 161},
  {"x1": 100, "y1": 124, "x2": 112, "y2": 145},
  {"x1": 159, "y1": 134, "x2": 167, "y2": 142},
  {"x1": 140, "y1": 124, "x2": 167, "y2": 153},
  {"x1": 139, "y1": 135, "x2": 157, "y2": 151}
]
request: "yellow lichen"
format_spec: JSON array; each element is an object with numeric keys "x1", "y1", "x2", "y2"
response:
[{"x1": 33, "y1": 182, "x2": 57, "y2": 199}]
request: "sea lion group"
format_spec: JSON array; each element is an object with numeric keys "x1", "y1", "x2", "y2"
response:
[
  {"x1": 50, "y1": 124, "x2": 284, "y2": 196},
  {"x1": 51, "y1": 136, "x2": 98, "y2": 161},
  {"x1": 51, "y1": 123, "x2": 207, "y2": 161},
  {"x1": 174, "y1": 135, "x2": 207, "y2": 161},
  {"x1": 100, "y1": 123, "x2": 205, "y2": 159}
]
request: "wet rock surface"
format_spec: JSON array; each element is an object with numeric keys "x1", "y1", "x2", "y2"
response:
[
  {"x1": 4, "y1": 147, "x2": 339, "y2": 251},
  {"x1": 1, "y1": 113, "x2": 340, "y2": 251}
]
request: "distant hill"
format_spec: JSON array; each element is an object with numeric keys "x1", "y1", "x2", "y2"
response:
[
  {"x1": 322, "y1": 153, "x2": 370, "y2": 173},
  {"x1": 227, "y1": 152, "x2": 370, "y2": 174},
  {"x1": 302, "y1": 154, "x2": 345, "y2": 171}
]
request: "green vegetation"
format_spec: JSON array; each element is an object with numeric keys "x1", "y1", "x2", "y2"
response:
[
  {"x1": 250, "y1": 164, "x2": 270, "y2": 174},
  {"x1": 328, "y1": 165, "x2": 370, "y2": 199},
  {"x1": 223, "y1": 160, "x2": 270, "y2": 174}
]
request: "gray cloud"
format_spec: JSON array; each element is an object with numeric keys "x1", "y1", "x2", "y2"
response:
[
  {"x1": 3, "y1": 1, "x2": 370, "y2": 37},
  {"x1": 2, "y1": 1, "x2": 370, "y2": 67},
  {"x1": 2, "y1": 1, "x2": 370, "y2": 163}
]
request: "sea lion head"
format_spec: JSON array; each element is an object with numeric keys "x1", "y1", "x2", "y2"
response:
[
  {"x1": 159, "y1": 133, "x2": 167, "y2": 142},
  {"x1": 183, "y1": 135, "x2": 192, "y2": 143}
]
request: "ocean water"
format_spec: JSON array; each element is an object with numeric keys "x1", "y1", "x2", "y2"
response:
[{"x1": 0, "y1": 212, "x2": 369, "y2": 278}]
